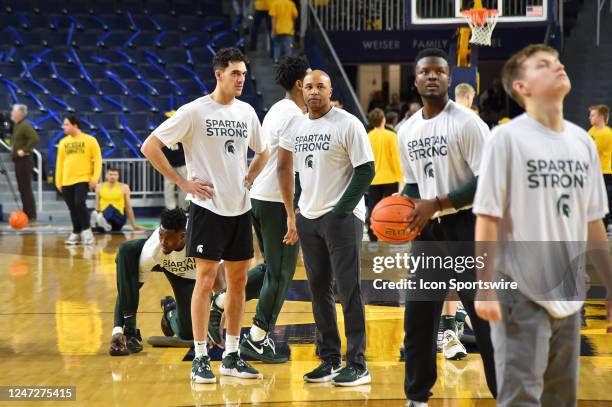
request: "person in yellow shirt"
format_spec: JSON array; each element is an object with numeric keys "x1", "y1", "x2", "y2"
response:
[
  {"x1": 365, "y1": 107, "x2": 403, "y2": 241},
  {"x1": 90, "y1": 167, "x2": 146, "y2": 233},
  {"x1": 250, "y1": 0, "x2": 271, "y2": 51},
  {"x1": 269, "y1": 0, "x2": 298, "y2": 63},
  {"x1": 588, "y1": 104, "x2": 612, "y2": 231},
  {"x1": 55, "y1": 116, "x2": 102, "y2": 245}
]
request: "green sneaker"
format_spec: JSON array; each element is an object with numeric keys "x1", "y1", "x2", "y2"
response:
[
  {"x1": 207, "y1": 293, "x2": 224, "y2": 347},
  {"x1": 332, "y1": 366, "x2": 371, "y2": 387},
  {"x1": 191, "y1": 355, "x2": 216, "y2": 384},
  {"x1": 303, "y1": 359, "x2": 342, "y2": 383},
  {"x1": 220, "y1": 352, "x2": 262, "y2": 379},
  {"x1": 239, "y1": 333, "x2": 288, "y2": 364}
]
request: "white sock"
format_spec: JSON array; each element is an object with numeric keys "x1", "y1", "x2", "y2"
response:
[
  {"x1": 249, "y1": 324, "x2": 266, "y2": 342},
  {"x1": 409, "y1": 402, "x2": 428, "y2": 407},
  {"x1": 194, "y1": 340, "x2": 208, "y2": 358},
  {"x1": 224, "y1": 334, "x2": 240, "y2": 356},
  {"x1": 214, "y1": 292, "x2": 226, "y2": 310}
]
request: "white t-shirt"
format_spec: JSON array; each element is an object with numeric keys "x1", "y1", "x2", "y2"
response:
[
  {"x1": 139, "y1": 228, "x2": 196, "y2": 282},
  {"x1": 473, "y1": 114, "x2": 609, "y2": 318},
  {"x1": 251, "y1": 99, "x2": 303, "y2": 203},
  {"x1": 153, "y1": 95, "x2": 267, "y2": 216},
  {"x1": 397, "y1": 100, "x2": 489, "y2": 217},
  {"x1": 279, "y1": 107, "x2": 374, "y2": 221}
]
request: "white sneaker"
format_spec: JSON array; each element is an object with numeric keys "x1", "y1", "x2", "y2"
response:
[
  {"x1": 96, "y1": 212, "x2": 112, "y2": 232},
  {"x1": 441, "y1": 330, "x2": 467, "y2": 360},
  {"x1": 81, "y1": 229, "x2": 95, "y2": 245},
  {"x1": 407, "y1": 401, "x2": 429, "y2": 407},
  {"x1": 65, "y1": 233, "x2": 80, "y2": 245}
]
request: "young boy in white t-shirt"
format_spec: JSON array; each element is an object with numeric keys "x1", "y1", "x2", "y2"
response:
[{"x1": 473, "y1": 44, "x2": 612, "y2": 407}]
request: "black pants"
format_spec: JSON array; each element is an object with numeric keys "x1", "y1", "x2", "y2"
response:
[
  {"x1": 250, "y1": 9, "x2": 271, "y2": 50},
  {"x1": 297, "y1": 212, "x2": 367, "y2": 370},
  {"x1": 403, "y1": 210, "x2": 497, "y2": 401},
  {"x1": 62, "y1": 182, "x2": 90, "y2": 233},
  {"x1": 605, "y1": 174, "x2": 612, "y2": 227},
  {"x1": 366, "y1": 182, "x2": 398, "y2": 241},
  {"x1": 13, "y1": 156, "x2": 36, "y2": 220}
]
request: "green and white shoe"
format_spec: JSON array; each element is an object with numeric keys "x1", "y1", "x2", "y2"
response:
[
  {"x1": 207, "y1": 293, "x2": 224, "y2": 347},
  {"x1": 303, "y1": 359, "x2": 342, "y2": 383},
  {"x1": 332, "y1": 366, "x2": 371, "y2": 387},
  {"x1": 191, "y1": 355, "x2": 216, "y2": 384},
  {"x1": 220, "y1": 352, "x2": 262, "y2": 379},
  {"x1": 239, "y1": 334, "x2": 288, "y2": 364}
]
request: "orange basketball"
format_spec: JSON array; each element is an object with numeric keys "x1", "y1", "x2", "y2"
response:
[
  {"x1": 370, "y1": 195, "x2": 418, "y2": 243},
  {"x1": 9, "y1": 210, "x2": 29, "y2": 230}
]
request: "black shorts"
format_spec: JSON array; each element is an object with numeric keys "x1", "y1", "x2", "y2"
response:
[{"x1": 186, "y1": 204, "x2": 254, "y2": 261}]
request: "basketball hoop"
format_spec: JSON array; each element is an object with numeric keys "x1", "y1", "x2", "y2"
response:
[{"x1": 461, "y1": 8, "x2": 499, "y2": 46}]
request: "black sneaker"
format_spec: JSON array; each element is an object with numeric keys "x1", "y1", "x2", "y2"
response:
[
  {"x1": 220, "y1": 352, "x2": 262, "y2": 379},
  {"x1": 332, "y1": 365, "x2": 371, "y2": 387},
  {"x1": 191, "y1": 355, "x2": 216, "y2": 384},
  {"x1": 207, "y1": 292, "x2": 224, "y2": 346},
  {"x1": 160, "y1": 296, "x2": 176, "y2": 337},
  {"x1": 303, "y1": 359, "x2": 342, "y2": 383},
  {"x1": 239, "y1": 333, "x2": 288, "y2": 364},
  {"x1": 109, "y1": 333, "x2": 130, "y2": 356},
  {"x1": 124, "y1": 328, "x2": 143, "y2": 354}
]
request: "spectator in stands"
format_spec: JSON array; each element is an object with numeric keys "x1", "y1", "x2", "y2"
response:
[
  {"x1": 10, "y1": 104, "x2": 39, "y2": 223},
  {"x1": 366, "y1": 108, "x2": 403, "y2": 241},
  {"x1": 454, "y1": 83, "x2": 476, "y2": 110},
  {"x1": 386, "y1": 92, "x2": 401, "y2": 114},
  {"x1": 368, "y1": 91, "x2": 385, "y2": 112},
  {"x1": 385, "y1": 111, "x2": 399, "y2": 131},
  {"x1": 250, "y1": 0, "x2": 271, "y2": 51},
  {"x1": 162, "y1": 142, "x2": 188, "y2": 210},
  {"x1": 55, "y1": 116, "x2": 102, "y2": 245},
  {"x1": 479, "y1": 79, "x2": 506, "y2": 127},
  {"x1": 395, "y1": 101, "x2": 422, "y2": 132},
  {"x1": 331, "y1": 98, "x2": 344, "y2": 109},
  {"x1": 588, "y1": 104, "x2": 612, "y2": 232},
  {"x1": 269, "y1": 0, "x2": 298, "y2": 63},
  {"x1": 90, "y1": 167, "x2": 146, "y2": 233}
]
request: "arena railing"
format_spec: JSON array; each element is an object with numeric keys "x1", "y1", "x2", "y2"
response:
[
  {"x1": 99, "y1": 158, "x2": 164, "y2": 198},
  {"x1": 0, "y1": 139, "x2": 43, "y2": 213},
  {"x1": 309, "y1": 0, "x2": 406, "y2": 31}
]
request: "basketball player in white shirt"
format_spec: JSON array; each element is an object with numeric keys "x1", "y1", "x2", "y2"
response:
[
  {"x1": 141, "y1": 48, "x2": 270, "y2": 383},
  {"x1": 474, "y1": 44, "x2": 612, "y2": 407}
]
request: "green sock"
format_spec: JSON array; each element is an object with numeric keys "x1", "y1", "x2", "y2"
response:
[
  {"x1": 455, "y1": 310, "x2": 466, "y2": 324},
  {"x1": 124, "y1": 314, "x2": 137, "y2": 332},
  {"x1": 168, "y1": 309, "x2": 180, "y2": 337},
  {"x1": 441, "y1": 315, "x2": 456, "y2": 332}
]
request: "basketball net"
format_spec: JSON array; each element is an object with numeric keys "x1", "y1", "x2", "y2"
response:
[{"x1": 461, "y1": 1, "x2": 499, "y2": 46}]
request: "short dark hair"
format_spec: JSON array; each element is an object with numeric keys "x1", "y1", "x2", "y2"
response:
[
  {"x1": 212, "y1": 47, "x2": 249, "y2": 71},
  {"x1": 275, "y1": 56, "x2": 310, "y2": 91},
  {"x1": 501, "y1": 44, "x2": 558, "y2": 108},
  {"x1": 590, "y1": 104, "x2": 609, "y2": 123},
  {"x1": 64, "y1": 115, "x2": 81, "y2": 128},
  {"x1": 367, "y1": 108, "x2": 385, "y2": 128},
  {"x1": 160, "y1": 208, "x2": 187, "y2": 231},
  {"x1": 415, "y1": 48, "x2": 451, "y2": 71},
  {"x1": 106, "y1": 167, "x2": 119, "y2": 173}
]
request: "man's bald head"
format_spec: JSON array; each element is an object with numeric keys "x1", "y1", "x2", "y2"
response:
[{"x1": 303, "y1": 70, "x2": 333, "y2": 116}]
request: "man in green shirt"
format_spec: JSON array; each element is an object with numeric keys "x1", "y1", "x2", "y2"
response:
[{"x1": 10, "y1": 104, "x2": 39, "y2": 222}]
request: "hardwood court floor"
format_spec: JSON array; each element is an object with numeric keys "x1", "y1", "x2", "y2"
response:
[{"x1": 0, "y1": 232, "x2": 611, "y2": 406}]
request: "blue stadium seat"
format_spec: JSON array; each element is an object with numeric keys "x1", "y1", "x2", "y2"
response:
[
  {"x1": 41, "y1": 78, "x2": 77, "y2": 95},
  {"x1": 97, "y1": 78, "x2": 128, "y2": 96},
  {"x1": 54, "y1": 63, "x2": 82, "y2": 80},
  {"x1": 124, "y1": 95, "x2": 159, "y2": 113},
  {"x1": 96, "y1": 113, "x2": 120, "y2": 129},
  {"x1": 65, "y1": 95, "x2": 97, "y2": 112},
  {"x1": 160, "y1": 48, "x2": 187, "y2": 66},
  {"x1": 149, "y1": 79, "x2": 174, "y2": 94},
  {"x1": 148, "y1": 15, "x2": 179, "y2": 31},
  {"x1": 0, "y1": 64, "x2": 21, "y2": 78},
  {"x1": 120, "y1": 113, "x2": 155, "y2": 131},
  {"x1": 191, "y1": 48, "x2": 215, "y2": 65},
  {"x1": 153, "y1": 31, "x2": 182, "y2": 49}
]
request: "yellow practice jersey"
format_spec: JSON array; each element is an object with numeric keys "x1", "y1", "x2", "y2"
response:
[
  {"x1": 100, "y1": 182, "x2": 125, "y2": 214},
  {"x1": 588, "y1": 125, "x2": 612, "y2": 174},
  {"x1": 55, "y1": 133, "x2": 102, "y2": 188},
  {"x1": 368, "y1": 128, "x2": 403, "y2": 185},
  {"x1": 269, "y1": 0, "x2": 298, "y2": 35}
]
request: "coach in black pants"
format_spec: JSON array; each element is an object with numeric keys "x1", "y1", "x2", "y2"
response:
[
  {"x1": 397, "y1": 49, "x2": 496, "y2": 404},
  {"x1": 10, "y1": 104, "x2": 39, "y2": 221},
  {"x1": 279, "y1": 70, "x2": 375, "y2": 387}
]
